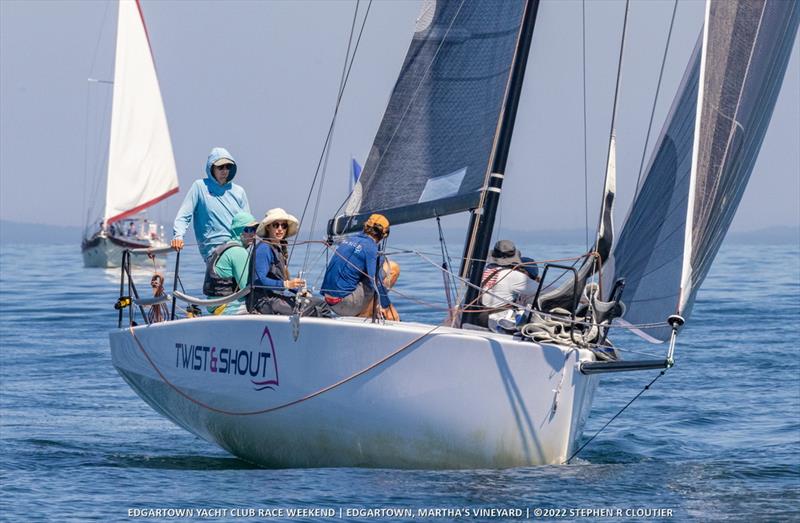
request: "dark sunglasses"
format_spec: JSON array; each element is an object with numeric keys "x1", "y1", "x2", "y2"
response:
[
  {"x1": 242, "y1": 226, "x2": 257, "y2": 233},
  {"x1": 270, "y1": 222, "x2": 289, "y2": 229},
  {"x1": 215, "y1": 164, "x2": 232, "y2": 170}
]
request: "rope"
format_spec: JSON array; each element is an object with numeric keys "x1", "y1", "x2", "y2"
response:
[
  {"x1": 564, "y1": 369, "x2": 668, "y2": 463},
  {"x1": 520, "y1": 310, "x2": 597, "y2": 347},
  {"x1": 295, "y1": 0, "x2": 373, "y2": 269},
  {"x1": 127, "y1": 321, "x2": 441, "y2": 416}
]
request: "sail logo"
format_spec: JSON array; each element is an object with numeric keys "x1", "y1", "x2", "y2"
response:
[{"x1": 174, "y1": 326, "x2": 279, "y2": 391}]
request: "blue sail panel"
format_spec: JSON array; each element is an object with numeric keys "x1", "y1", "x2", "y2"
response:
[{"x1": 331, "y1": 0, "x2": 527, "y2": 234}]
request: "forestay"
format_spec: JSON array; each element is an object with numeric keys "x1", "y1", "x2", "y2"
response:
[
  {"x1": 104, "y1": 0, "x2": 179, "y2": 225},
  {"x1": 607, "y1": 0, "x2": 799, "y2": 342},
  {"x1": 330, "y1": 0, "x2": 526, "y2": 235}
]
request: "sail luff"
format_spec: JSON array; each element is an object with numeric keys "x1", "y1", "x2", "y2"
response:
[
  {"x1": 677, "y1": 0, "x2": 712, "y2": 313},
  {"x1": 104, "y1": 0, "x2": 179, "y2": 225},
  {"x1": 460, "y1": 0, "x2": 540, "y2": 323},
  {"x1": 610, "y1": 0, "x2": 798, "y2": 342},
  {"x1": 593, "y1": 0, "x2": 630, "y2": 267},
  {"x1": 329, "y1": 0, "x2": 529, "y2": 236}
]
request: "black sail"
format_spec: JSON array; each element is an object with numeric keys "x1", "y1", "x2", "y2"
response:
[
  {"x1": 608, "y1": 0, "x2": 799, "y2": 342},
  {"x1": 329, "y1": 0, "x2": 527, "y2": 235}
]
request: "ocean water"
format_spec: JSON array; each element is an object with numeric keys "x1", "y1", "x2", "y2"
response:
[{"x1": 0, "y1": 242, "x2": 798, "y2": 522}]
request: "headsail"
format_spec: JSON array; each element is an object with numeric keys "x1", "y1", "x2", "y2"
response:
[
  {"x1": 608, "y1": 0, "x2": 799, "y2": 342},
  {"x1": 329, "y1": 0, "x2": 527, "y2": 235},
  {"x1": 104, "y1": 0, "x2": 179, "y2": 225}
]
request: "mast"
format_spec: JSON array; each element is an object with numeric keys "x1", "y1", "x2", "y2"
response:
[{"x1": 460, "y1": 0, "x2": 540, "y2": 326}]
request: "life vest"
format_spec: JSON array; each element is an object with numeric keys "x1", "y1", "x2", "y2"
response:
[
  {"x1": 202, "y1": 242, "x2": 241, "y2": 297},
  {"x1": 247, "y1": 243, "x2": 289, "y2": 310}
]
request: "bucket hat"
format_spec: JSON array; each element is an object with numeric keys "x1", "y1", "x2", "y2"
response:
[
  {"x1": 487, "y1": 239, "x2": 522, "y2": 266},
  {"x1": 231, "y1": 212, "x2": 259, "y2": 236}
]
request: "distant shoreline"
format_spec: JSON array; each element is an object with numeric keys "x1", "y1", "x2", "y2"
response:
[{"x1": 2, "y1": 219, "x2": 797, "y2": 246}]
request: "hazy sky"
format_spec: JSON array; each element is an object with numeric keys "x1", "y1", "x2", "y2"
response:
[{"x1": 1, "y1": 0, "x2": 798, "y2": 241}]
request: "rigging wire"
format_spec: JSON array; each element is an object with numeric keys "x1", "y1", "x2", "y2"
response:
[
  {"x1": 293, "y1": 0, "x2": 373, "y2": 271},
  {"x1": 634, "y1": 0, "x2": 679, "y2": 193},
  {"x1": 564, "y1": 369, "x2": 668, "y2": 463},
  {"x1": 82, "y1": 1, "x2": 112, "y2": 230},
  {"x1": 86, "y1": 87, "x2": 114, "y2": 228},
  {"x1": 582, "y1": 0, "x2": 589, "y2": 252}
]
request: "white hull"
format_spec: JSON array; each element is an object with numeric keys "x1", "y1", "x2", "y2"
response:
[
  {"x1": 82, "y1": 234, "x2": 167, "y2": 268},
  {"x1": 110, "y1": 315, "x2": 600, "y2": 468}
]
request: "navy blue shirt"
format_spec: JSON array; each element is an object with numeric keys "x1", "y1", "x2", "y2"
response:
[
  {"x1": 321, "y1": 232, "x2": 390, "y2": 307},
  {"x1": 253, "y1": 242, "x2": 284, "y2": 290}
]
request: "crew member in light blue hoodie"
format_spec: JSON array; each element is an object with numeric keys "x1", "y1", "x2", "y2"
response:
[{"x1": 171, "y1": 147, "x2": 251, "y2": 261}]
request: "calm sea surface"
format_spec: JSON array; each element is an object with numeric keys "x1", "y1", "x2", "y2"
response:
[{"x1": 1, "y1": 242, "x2": 798, "y2": 522}]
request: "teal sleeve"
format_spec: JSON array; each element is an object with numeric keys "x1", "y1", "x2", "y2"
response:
[{"x1": 216, "y1": 247, "x2": 251, "y2": 290}]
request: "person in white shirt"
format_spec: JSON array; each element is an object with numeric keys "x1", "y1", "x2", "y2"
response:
[{"x1": 478, "y1": 240, "x2": 539, "y2": 329}]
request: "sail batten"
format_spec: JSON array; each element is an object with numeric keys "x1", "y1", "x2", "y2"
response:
[
  {"x1": 330, "y1": 0, "x2": 527, "y2": 235},
  {"x1": 104, "y1": 0, "x2": 178, "y2": 225},
  {"x1": 609, "y1": 0, "x2": 799, "y2": 342}
]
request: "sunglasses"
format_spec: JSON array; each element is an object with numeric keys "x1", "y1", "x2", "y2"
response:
[
  {"x1": 242, "y1": 226, "x2": 257, "y2": 233},
  {"x1": 215, "y1": 164, "x2": 232, "y2": 170},
  {"x1": 270, "y1": 222, "x2": 289, "y2": 229}
]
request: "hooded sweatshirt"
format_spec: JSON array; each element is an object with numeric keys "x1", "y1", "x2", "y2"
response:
[{"x1": 173, "y1": 147, "x2": 251, "y2": 261}]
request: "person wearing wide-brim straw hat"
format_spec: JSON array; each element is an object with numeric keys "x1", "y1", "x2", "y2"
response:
[
  {"x1": 255, "y1": 207, "x2": 299, "y2": 239},
  {"x1": 476, "y1": 239, "x2": 539, "y2": 329},
  {"x1": 250, "y1": 208, "x2": 326, "y2": 316}
]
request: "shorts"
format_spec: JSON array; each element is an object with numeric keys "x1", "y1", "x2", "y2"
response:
[{"x1": 326, "y1": 281, "x2": 370, "y2": 317}]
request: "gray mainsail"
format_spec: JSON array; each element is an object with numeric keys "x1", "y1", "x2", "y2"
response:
[
  {"x1": 609, "y1": 0, "x2": 799, "y2": 342},
  {"x1": 329, "y1": 0, "x2": 527, "y2": 235}
]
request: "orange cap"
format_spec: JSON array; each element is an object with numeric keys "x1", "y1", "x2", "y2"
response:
[{"x1": 364, "y1": 213, "x2": 390, "y2": 238}]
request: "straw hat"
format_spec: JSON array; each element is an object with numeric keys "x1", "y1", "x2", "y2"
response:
[{"x1": 256, "y1": 208, "x2": 299, "y2": 238}]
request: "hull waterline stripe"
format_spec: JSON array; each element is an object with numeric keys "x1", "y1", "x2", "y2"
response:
[{"x1": 127, "y1": 322, "x2": 442, "y2": 416}]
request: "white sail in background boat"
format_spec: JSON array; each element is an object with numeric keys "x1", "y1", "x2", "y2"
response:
[
  {"x1": 82, "y1": 0, "x2": 179, "y2": 268},
  {"x1": 109, "y1": 0, "x2": 798, "y2": 468}
]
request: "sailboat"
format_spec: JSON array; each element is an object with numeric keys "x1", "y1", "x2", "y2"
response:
[
  {"x1": 109, "y1": 0, "x2": 798, "y2": 468},
  {"x1": 82, "y1": 0, "x2": 179, "y2": 268}
]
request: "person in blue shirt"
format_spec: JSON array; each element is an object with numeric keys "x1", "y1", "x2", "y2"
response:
[
  {"x1": 171, "y1": 147, "x2": 250, "y2": 261},
  {"x1": 321, "y1": 213, "x2": 399, "y2": 321},
  {"x1": 249, "y1": 208, "x2": 305, "y2": 315}
]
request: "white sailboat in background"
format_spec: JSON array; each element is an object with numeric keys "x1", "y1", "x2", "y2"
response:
[
  {"x1": 109, "y1": 0, "x2": 798, "y2": 468},
  {"x1": 82, "y1": 0, "x2": 179, "y2": 268}
]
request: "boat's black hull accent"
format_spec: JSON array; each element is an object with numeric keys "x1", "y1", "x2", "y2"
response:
[{"x1": 580, "y1": 359, "x2": 671, "y2": 375}]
